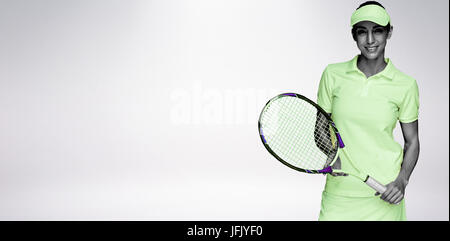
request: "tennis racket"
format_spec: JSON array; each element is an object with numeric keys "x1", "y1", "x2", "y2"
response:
[{"x1": 258, "y1": 92, "x2": 387, "y2": 194}]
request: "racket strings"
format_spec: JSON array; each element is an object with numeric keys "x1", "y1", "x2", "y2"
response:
[{"x1": 260, "y1": 96, "x2": 338, "y2": 171}]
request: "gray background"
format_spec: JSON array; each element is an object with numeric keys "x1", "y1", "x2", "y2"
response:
[{"x1": 0, "y1": 0, "x2": 448, "y2": 220}]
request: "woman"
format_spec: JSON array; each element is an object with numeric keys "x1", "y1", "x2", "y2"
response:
[{"x1": 316, "y1": 1, "x2": 420, "y2": 221}]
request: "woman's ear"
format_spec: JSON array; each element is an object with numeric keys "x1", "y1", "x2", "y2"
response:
[{"x1": 387, "y1": 26, "x2": 393, "y2": 39}]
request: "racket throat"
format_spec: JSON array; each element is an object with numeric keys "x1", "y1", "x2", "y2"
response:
[{"x1": 318, "y1": 166, "x2": 333, "y2": 173}]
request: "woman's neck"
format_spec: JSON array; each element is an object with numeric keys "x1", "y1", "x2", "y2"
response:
[{"x1": 357, "y1": 54, "x2": 387, "y2": 78}]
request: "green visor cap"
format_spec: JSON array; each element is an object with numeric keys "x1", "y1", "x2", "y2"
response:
[{"x1": 350, "y1": 5, "x2": 390, "y2": 27}]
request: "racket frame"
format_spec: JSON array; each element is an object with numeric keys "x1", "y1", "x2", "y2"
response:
[
  {"x1": 258, "y1": 93, "x2": 342, "y2": 174},
  {"x1": 258, "y1": 92, "x2": 387, "y2": 194}
]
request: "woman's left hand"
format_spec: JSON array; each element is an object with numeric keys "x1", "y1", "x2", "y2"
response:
[{"x1": 375, "y1": 177, "x2": 408, "y2": 205}]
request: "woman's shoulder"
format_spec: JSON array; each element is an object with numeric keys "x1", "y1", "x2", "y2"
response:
[
  {"x1": 390, "y1": 64, "x2": 417, "y2": 86},
  {"x1": 323, "y1": 57, "x2": 356, "y2": 74}
]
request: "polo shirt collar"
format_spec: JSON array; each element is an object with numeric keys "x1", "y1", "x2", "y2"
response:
[{"x1": 346, "y1": 55, "x2": 396, "y2": 80}]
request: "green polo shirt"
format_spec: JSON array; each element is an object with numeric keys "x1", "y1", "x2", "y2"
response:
[{"x1": 317, "y1": 55, "x2": 419, "y2": 197}]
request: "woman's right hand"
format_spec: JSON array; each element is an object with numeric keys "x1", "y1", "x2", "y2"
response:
[{"x1": 330, "y1": 157, "x2": 348, "y2": 177}]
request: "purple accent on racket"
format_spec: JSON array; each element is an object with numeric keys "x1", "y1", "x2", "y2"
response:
[
  {"x1": 260, "y1": 129, "x2": 267, "y2": 143},
  {"x1": 282, "y1": 93, "x2": 297, "y2": 97},
  {"x1": 318, "y1": 166, "x2": 333, "y2": 173},
  {"x1": 261, "y1": 135, "x2": 267, "y2": 144},
  {"x1": 336, "y1": 133, "x2": 345, "y2": 148}
]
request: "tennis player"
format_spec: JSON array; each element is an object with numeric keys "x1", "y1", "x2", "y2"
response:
[{"x1": 316, "y1": 1, "x2": 420, "y2": 221}]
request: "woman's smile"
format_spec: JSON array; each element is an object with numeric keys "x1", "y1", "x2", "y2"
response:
[{"x1": 365, "y1": 46, "x2": 378, "y2": 52}]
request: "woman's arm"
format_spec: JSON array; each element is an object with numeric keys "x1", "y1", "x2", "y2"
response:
[{"x1": 378, "y1": 120, "x2": 420, "y2": 204}]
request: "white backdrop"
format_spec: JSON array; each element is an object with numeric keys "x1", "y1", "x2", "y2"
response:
[{"x1": 0, "y1": 0, "x2": 448, "y2": 220}]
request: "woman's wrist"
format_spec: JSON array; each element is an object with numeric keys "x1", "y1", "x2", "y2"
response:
[{"x1": 395, "y1": 173, "x2": 409, "y2": 186}]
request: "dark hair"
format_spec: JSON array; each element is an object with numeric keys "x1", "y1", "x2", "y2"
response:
[
  {"x1": 357, "y1": 1, "x2": 386, "y2": 10},
  {"x1": 351, "y1": 1, "x2": 391, "y2": 40}
]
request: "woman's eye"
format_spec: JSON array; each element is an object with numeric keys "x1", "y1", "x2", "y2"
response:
[
  {"x1": 356, "y1": 30, "x2": 367, "y2": 35},
  {"x1": 373, "y1": 28, "x2": 385, "y2": 34}
]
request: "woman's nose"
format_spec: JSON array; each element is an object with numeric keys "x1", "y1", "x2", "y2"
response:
[{"x1": 367, "y1": 31, "x2": 375, "y2": 44}]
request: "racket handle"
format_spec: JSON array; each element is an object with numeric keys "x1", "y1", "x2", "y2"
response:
[{"x1": 365, "y1": 176, "x2": 387, "y2": 194}]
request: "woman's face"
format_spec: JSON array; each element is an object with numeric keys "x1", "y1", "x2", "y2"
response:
[{"x1": 353, "y1": 21, "x2": 392, "y2": 60}]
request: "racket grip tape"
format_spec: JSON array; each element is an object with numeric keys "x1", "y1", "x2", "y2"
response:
[{"x1": 365, "y1": 176, "x2": 387, "y2": 194}]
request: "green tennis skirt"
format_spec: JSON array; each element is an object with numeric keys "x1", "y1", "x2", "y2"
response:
[{"x1": 318, "y1": 191, "x2": 407, "y2": 221}]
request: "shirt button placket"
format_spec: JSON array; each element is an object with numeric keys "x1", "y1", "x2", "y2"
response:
[{"x1": 361, "y1": 76, "x2": 372, "y2": 97}]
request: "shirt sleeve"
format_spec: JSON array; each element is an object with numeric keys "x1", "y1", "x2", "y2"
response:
[
  {"x1": 317, "y1": 66, "x2": 333, "y2": 113},
  {"x1": 398, "y1": 80, "x2": 419, "y2": 123}
]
